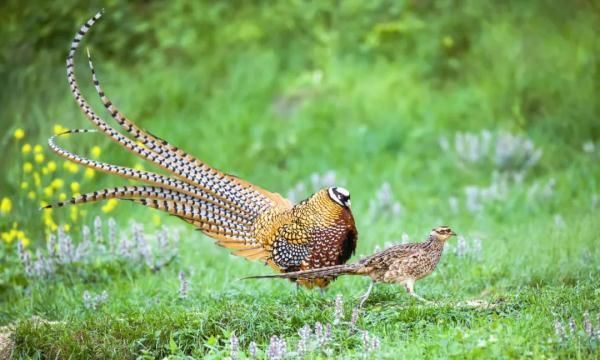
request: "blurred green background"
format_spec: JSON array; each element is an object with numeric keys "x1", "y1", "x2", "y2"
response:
[
  {"x1": 0, "y1": 0, "x2": 597, "y2": 241},
  {"x1": 0, "y1": 1, "x2": 598, "y2": 357}
]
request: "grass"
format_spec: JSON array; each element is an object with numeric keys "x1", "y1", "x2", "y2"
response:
[{"x1": 1, "y1": 1, "x2": 599, "y2": 358}]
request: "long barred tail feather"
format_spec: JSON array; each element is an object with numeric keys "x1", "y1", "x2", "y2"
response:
[
  {"x1": 43, "y1": 184, "x2": 208, "y2": 210},
  {"x1": 67, "y1": 11, "x2": 273, "y2": 219},
  {"x1": 49, "y1": 11, "x2": 296, "y2": 261},
  {"x1": 84, "y1": 48, "x2": 274, "y2": 213},
  {"x1": 47, "y1": 131, "x2": 264, "y2": 241},
  {"x1": 243, "y1": 263, "x2": 361, "y2": 281},
  {"x1": 132, "y1": 198, "x2": 253, "y2": 241},
  {"x1": 42, "y1": 183, "x2": 256, "y2": 241},
  {"x1": 47, "y1": 130, "x2": 257, "y2": 222},
  {"x1": 46, "y1": 131, "x2": 259, "y2": 242}
]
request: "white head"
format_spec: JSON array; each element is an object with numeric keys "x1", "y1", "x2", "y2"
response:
[{"x1": 327, "y1": 187, "x2": 351, "y2": 208}]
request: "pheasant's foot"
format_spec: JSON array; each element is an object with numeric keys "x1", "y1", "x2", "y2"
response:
[
  {"x1": 410, "y1": 292, "x2": 435, "y2": 305},
  {"x1": 357, "y1": 281, "x2": 375, "y2": 308}
]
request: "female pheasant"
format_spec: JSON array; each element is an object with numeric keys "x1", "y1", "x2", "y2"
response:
[
  {"x1": 45, "y1": 11, "x2": 358, "y2": 288},
  {"x1": 245, "y1": 226, "x2": 456, "y2": 305}
]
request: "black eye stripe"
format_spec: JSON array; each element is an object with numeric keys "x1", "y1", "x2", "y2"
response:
[{"x1": 333, "y1": 189, "x2": 349, "y2": 200}]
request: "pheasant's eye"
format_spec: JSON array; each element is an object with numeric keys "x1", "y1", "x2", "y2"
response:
[{"x1": 328, "y1": 187, "x2": 351, "y2": 208}]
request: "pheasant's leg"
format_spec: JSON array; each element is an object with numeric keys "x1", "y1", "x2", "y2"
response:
[
  {"x1": 404, "y1": 279, "x2": 432, "y2": 304},
  {"x1": 358, "y1": 280, "x2": 375, "y2": 308}
]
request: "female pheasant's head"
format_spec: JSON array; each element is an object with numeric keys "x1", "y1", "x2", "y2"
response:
[
  {"x1": 327, "y1": 187, "x2": 351, "y2": 208},
  {"x1": 430, "y1": 226, "x2": 456, "y2": 241}
]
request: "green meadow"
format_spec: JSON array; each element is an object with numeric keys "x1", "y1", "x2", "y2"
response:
[{"x1": 0, "y1": 1, "x2": 598, "y2": 358}]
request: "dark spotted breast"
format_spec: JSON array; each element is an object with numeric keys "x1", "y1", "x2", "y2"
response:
[{"x1": 306, "y1": 207, "x2": 357, "y2": 269}]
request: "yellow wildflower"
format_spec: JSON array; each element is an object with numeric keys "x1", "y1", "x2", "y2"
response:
[
  {"x1": 63, "y1": 224, "x2": 71, "y2": 232},
  {"x1": 22, "y1": 143, "x2": 32, "y2": 154},
  {"x1": 152, "y1": 214, "x2": 161, "y2": 226},
  {"x1": 84, "y1": 168, "x2": 95, "y2": 179},
  {"x1": 43, "y1": 186, "x2": 54, "y2": 198},
  {"x1": 51, "y1": 178, "x2": 64, "y2": 189},
  {"x1": 34, "y1": 153, "x2": 45, "y2": 163},
  {"x1": 21, "y1": 237, "x2": 30, "y2": 247},
  {"x1": 66, "y1": 162, "x2": 79, "y2": 173},
  {"x1": 47, "y1": 161, "x2": 57, "y2": 172},
  {"x1": 91, "y1": 146, "x2": 102, "y2": 159},
  {"x1": 42, "y1": 167, "x2": 49, "y2": 175},
  {"x1": 34, "y1": 144, "x2": 43, "y2": 154},
  {"x1": 70, "y1": 206, "x2": 79, "y2": 222},
  {"x1": 134, "y1": 163, "x2": 145, "y2": 171},
  {"x1": 0, "y1": 197, "x2": 12, "y2": 214},
  {"x1": 101, "y1": 198, "x2": 118, "y2": 213},
  {"x1": 70, "y1": 182, "x2": 81, "y2": 193},
  {"x1": 63, "y1": 161, "x2": 79, "y2": 173},
  {"x1": 44, "y1": 217, "x2": 58, "y2": 232},
  {"x1": 21, "y1": 181, "x2": 29, "y2": 190},
  {"x1": 53, "y1": 124, "x2": 68, "y2": 135},
  {"x1": 27, "y1": 191, "x2": 36, "y2": 200},
  {"x1": 33, "y1": 172, "x2": 41, "y2": 187},
  {"x1": 14, "y1": 128, "x2": 25, "y2": 140},
  {"x1": 59, "y1": 193, "x2": 67, "y2": 201},
  {"x1": 23, "y1": 162, "x2": 33, "y2": 173}
]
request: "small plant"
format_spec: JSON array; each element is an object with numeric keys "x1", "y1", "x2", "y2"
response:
[
  {"x1": 234, "y1": 295, "x2": 382, "y2": 358},
  {"x1": 554, "y1": 312, "x2": 599, "y2": 351},
  {"x1": 439, "y1": 130, "x2": 543, "y2": 174},
  {"x1": 451, "y1": 235, "x2": 483, "y2": 260},
  {"x1": 82, "y1": 290, "x2": 109, "y2": 310},
  {"x1": 368, "y1": 182, "x2": 403, "y2": 220},
  {"x1": 178, "y1": 271, "x2": 189, "y2": 299},
  {"x1": 16, "y1": 217, "x2": 180, "y2": 282}
]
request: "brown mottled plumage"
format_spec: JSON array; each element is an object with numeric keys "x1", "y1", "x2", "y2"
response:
[
  {"x1": 44, "y1": 11, "x2": 358, "y2": 288},
  {"x1": 245, "y1": 226, "x2": 456, "y2": 304}
]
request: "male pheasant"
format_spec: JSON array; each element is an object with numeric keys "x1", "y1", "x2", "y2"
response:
[
  {"x1": 45, "y1": 11, "x2": 358, "y2": 288},
  {"x1": 246, "y1": 226, "x2": 456, "y2": 304}
]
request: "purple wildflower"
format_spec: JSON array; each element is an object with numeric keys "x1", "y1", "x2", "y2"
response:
[
  {"x1": 334, "y1": 294, "x2": 344, "y2": 324},
  {"x1": 583, "y1": 312, "x2": 593, "y2": 338},
  {"x1": 229, "y1": 333, "x2": 238, "y2": 360},
  {"x1": 94, "y1": 216, "x2": 103, "y2": 243},
  {"x1": 178, "y1": 271, "x2": 189, "y2": 299},
  {"x1": 18, "y1": 241, "x2": 33, "y2": 277},
  {"x1": 248, "y1": 341, "x2": 257, "y2": 358}
]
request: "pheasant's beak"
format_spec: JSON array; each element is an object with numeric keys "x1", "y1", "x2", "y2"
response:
[{"x1": 450, "y1": 230, "x2": 457, "y2": 236}]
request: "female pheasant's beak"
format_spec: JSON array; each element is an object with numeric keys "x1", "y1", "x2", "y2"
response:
[{"x1": 450, "y1": 230, "x2": 457, "y2": 236}]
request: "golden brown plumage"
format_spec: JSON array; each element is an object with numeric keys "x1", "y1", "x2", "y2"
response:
[
  {"x1": 245, "y1": 226, "x2": 456, "y2": 303},
  {"x1": 45, "y1": 11, "x2": 358, "y2": 288}
]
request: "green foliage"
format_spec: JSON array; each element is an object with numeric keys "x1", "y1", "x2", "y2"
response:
[{"x1": 0, "y1": 0, "x2": 598, "y2": 358}]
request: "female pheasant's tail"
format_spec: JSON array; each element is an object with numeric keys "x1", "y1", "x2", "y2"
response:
[{"x1": 243, "y1": 263, "x2": 362, "y2": 281}]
